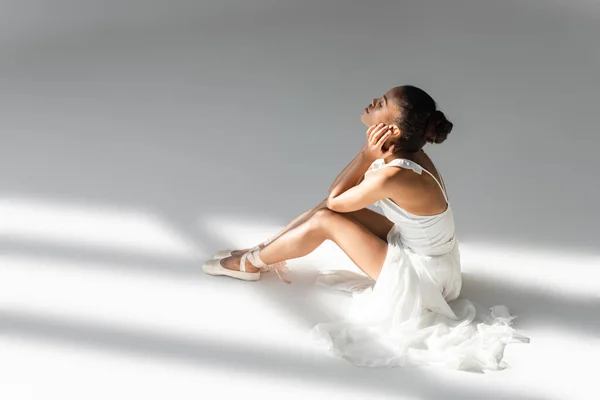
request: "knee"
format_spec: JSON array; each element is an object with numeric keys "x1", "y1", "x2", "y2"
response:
[
  {"x1": 314, "y1": 207, "x2": 336, "y2": 217},
  {"x1": 310, "y1": 207, "x2": 338, "y2": 231},
  {"x1": 310, "y1": 198, "x2": 329, "y2": 216}
]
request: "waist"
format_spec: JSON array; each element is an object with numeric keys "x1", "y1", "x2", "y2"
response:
[{"x1": 402, "y1": 234, "x2": 458, "y2": 257}]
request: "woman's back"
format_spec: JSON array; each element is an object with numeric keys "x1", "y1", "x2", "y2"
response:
[
  {"x1": 364, "y1": 152, "x2": 455, "y2": 253},
  {"x1": 386, "y1": 150, "x2": 449, "y2": 216}
]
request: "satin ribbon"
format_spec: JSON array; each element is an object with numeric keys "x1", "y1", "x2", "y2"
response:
[{"x1": 246, "y1": 247, "x2": 291, "y2": 284}]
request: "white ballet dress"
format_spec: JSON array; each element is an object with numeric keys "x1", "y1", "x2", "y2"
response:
[{"x1": 309, "y1": 157, "x2": 530, "y2": 372}]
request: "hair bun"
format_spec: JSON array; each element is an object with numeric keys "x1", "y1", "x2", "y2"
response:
[{"x1": 424, "y1": 110, "x2": 453, "y2": 144}]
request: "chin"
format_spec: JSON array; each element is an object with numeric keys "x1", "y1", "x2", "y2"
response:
[{"x1": 360, "y1": 113, "x2": 370, "y2": 126}]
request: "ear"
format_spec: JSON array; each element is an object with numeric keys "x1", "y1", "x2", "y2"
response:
[{"x1": 389, "y1": 124, "x2": 401, "y2": 136}]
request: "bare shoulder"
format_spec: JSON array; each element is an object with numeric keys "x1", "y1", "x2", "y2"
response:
[
  {"x1": 362, "y1": 165, "x2": 409, "y2": 188},
  {"x1": 416, "y1": 150, "x2": 443, "y2": 182}
]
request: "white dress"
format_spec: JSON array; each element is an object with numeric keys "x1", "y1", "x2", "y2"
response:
[{"x1": 309, "y1": 158, "x2": 530, "y2": 372}]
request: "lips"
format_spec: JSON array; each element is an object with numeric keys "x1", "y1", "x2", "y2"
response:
[{"x1": 365, "y1": 107, "x2": 370, "y2": 113}]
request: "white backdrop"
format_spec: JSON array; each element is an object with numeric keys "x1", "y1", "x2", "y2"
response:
[{"x1": 0, "y1": 1, "x2": 598, "y2": 399}]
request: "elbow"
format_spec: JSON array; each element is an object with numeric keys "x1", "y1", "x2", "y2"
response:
[
  {"x1": 325, "y1": 196, "x2": 336, "y2": 211},
  {"x1": 326, "y1": 196, "x2": 344, "y2": 213}
]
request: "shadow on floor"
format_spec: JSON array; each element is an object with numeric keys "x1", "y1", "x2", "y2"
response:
[{"x1": 0, "y1": 309, "x2": 548, "y2": 400}]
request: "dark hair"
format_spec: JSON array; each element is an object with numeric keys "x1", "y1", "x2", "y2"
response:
[{"x1": 392, "y1": 85, "x2": 453, "y2": 153}]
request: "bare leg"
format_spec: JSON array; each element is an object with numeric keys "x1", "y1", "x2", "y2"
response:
[
  {"x1": 230, "y1": 198, "x2": 328, "y2": 256},
  {"x1": 344, "y1": 208, "x2": 394, "y2": 242},
  {"x1": 221, "y1": 208, "x2": 389, "y2": 280}
]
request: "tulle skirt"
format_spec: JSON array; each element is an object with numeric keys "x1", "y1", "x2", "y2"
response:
[{"x1": 309, "y1": 225, "x2": 530, "y2": 372}]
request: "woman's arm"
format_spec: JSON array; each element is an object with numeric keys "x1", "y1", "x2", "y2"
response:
[
  {"x1": 328, "y1": 150, "x2": 373, "y2": 196},
  {"x1": 328, "y1": 149, "x2": 374, "y2": 200}
]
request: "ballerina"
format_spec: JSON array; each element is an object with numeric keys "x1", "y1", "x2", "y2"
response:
[{"x1": 202, "y1": 85, "x2": 529, "y2": 372}]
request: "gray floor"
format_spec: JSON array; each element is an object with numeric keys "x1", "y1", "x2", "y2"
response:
[{"x1": 0, "y1": 1, "x2": 598, "y2": 399}]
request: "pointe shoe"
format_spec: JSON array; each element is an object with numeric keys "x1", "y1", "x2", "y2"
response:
[
  {"x1": 202, "y1": 251, "x2": 262, "y2": 281},
  {"x1": 203, "y1": 248, "x2": 291, "y2": 284},
  {"x1": 212, "y1": 238, "x2": 288, "y2": 272}
]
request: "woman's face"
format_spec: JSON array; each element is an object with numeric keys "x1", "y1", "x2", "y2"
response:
[{"x1": 361, "y1": 86, "x2": 403, "y2": 128}]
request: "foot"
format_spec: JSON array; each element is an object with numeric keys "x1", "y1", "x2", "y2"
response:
[
  {"x1": 220, "y1": 254, "x2": 261, "y2": 273},
  {"x1": 230, "y1": 243, "x2": 267, "y2": 257}
]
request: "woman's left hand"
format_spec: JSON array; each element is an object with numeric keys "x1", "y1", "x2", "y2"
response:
[{"x1": 361, "y1": 123, "x2": 396, "y2": 161}]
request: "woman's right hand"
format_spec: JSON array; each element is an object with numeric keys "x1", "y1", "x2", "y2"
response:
[{"x1": 361, "y1": 123, "x2": 395, "y2": 162}]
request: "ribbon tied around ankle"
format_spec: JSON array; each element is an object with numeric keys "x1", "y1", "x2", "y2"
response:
[{"x1": 246, "y1": 248, "x2": 291, "y2": 284}]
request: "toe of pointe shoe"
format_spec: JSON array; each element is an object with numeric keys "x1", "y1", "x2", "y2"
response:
[{"x1": 202, "y1": 258, "x2": 261, "y2": 281}]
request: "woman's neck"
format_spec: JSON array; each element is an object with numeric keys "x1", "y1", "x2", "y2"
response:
[{"x1": 384, "y1": 149, "x2": 422, "y2": 164}]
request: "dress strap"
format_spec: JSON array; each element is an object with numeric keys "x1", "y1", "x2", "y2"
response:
[
  {"x1": 420, "y1": 168, "x2": 449, "y2": 203},
  {"x1": 382, "y1": 158, "x2": 449, "y2": 203},
  {"x1": 438, "y1": 171, "x2": 448, "y2": 200}
]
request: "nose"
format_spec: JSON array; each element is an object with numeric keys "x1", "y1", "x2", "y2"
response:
[{"x1": 371, "y1": 98, "x2": 377, "y2": 107}]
